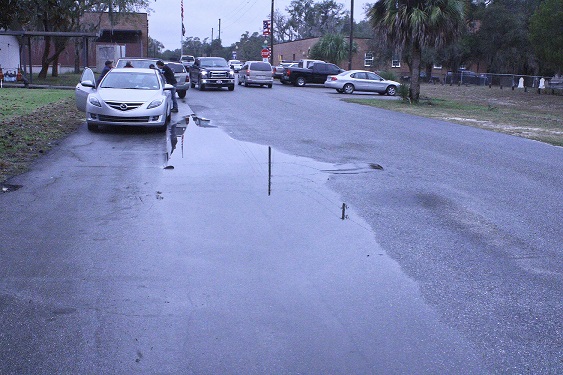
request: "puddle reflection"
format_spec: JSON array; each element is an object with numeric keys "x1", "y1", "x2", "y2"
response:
[{"x1": 163, "y1": 113, "x2": 384, "y2": 208}]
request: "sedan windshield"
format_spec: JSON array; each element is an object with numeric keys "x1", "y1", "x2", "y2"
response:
[{"x1": 101, "y1": 72, "x2": 160, "y2": 90}]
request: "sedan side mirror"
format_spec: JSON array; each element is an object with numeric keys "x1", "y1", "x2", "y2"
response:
[{"x1": 81, "y1": 80, "x2": 95, "y2": 88}]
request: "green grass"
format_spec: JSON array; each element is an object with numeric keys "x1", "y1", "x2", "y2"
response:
[
  {"x1": 30, "y1": 73, "x2": 82, "y2": 87},
  {"x1": 0, "y1": 89, "x2": 74, "y2": 121},
  {"x1": 343, "y1": 84, "x2": 563, "y2": 147}
]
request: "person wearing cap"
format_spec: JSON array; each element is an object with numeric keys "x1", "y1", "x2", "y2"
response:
[
  {"x1": 97, "y1": 60, "x2": 113, "y2": 86},
  {"x1": 156, "y1": 60, "x2": 178, "y2": 112}
]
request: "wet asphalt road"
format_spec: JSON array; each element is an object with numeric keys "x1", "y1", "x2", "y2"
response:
[{"x1": 1, "y1": 80, "x2": 562, "y2": 373}]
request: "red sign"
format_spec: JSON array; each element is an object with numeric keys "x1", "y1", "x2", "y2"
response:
[{"x1": 261, "y1": 48, "x2": 270, "y2": 58}]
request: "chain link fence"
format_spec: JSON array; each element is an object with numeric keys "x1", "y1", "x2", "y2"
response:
[{"x1": 404, "y1": 71, "x2": 563, "y2": 94}]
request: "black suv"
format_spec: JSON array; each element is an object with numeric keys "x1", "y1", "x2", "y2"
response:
[{"x1": 189, "y1": 57, "x2": 235, "y2": 91}]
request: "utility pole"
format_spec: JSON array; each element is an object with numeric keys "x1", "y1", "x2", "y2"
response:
[
  {"x1": 348, "y1": 0, "x2": 354, "y2": 70},
  {"x1": 270, "y1": 0, "x2": 274, "y2": 65},
  {"x1": 218, "y1": 19, "x2": 221, "y2": 41}
]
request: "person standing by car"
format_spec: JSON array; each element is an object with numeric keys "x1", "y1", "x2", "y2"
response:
[
  {"x1": 97, "y1": 60, "x2": 113, "y2": 86},
  {"x1": 156, "y1": 60, "x2": 178, "y2": 113}
]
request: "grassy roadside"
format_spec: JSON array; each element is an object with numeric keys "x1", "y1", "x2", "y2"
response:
[
  {"x1": 0, "y1": 88, "x2": 83, "y2": 185},
  {"x1": 344, "y1": 84, "x2": 563, "y2": 147}
]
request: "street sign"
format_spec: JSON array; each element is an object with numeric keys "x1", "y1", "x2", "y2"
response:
[
  {"x1": 261, "y1": 48, "x2": 270, "y2": 58},
  {"x1": 262, "y1": 20, "x2": 271, "y2": 36}
]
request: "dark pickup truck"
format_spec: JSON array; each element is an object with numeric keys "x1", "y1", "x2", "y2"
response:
[
  {"x1": 281, "y1": 62, "x2": 344, "y2": 87},
  {"x1": 189, "y1": 56, "x2": 235, "y2": 91}
]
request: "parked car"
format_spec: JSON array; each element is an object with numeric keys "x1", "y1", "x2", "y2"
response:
[
  {"x1": 445, "y1": 70, "x2": 489, "y2": 85},
  {"x1": 401, "y1": 71, "x2": 441, "y2": 84},
  {"x1": 180, "y1": 55, "x2": 195, "y2": 68},
  {"x1": 228, "y1": 60, "x2": 243, "y2": 72},
  {"x1": 273, "y1": 62, "x2": 297, "y2": 79},
  {"x1": 164, "y1": 61, "x2": 190, "y2": 98},
  {"x1": 324, "y1": 70, "x2": 400, "y2": 95},
  {"x1": 238, "y1": 61, "x2": 273, "y2": 88},
  {"x1": 189, "y1": 57, "x2": 235, "y2": 91},
  {"x1": 75, "y1": 67, "x2": 173, "y2": 132}
]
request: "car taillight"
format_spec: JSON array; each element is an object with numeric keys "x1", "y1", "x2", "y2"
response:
[
  {"x1": 246, "y1": 69, "x2": 250, "y2": 76},
  {"x1": 286, "y1": 69, "x2": 291, "y2": 75},
  {"x1": 331, "y1": 77, "x2": 338, "y2": 81},
  {"x1": 185, "y1": 76, "x2": 189, "y2": 82}
]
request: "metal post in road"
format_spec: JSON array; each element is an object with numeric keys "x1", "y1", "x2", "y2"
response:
[{"x1": 268, "y1": 146, "x2": 272, "y2": 196}]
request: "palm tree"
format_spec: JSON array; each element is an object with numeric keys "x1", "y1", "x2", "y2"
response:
[
  {"x1": 368, "y1": 0, "x2": 465, "y2": 102},
  {"x1": 310, "y1": 33, "x2": 356, "y2": 65}
]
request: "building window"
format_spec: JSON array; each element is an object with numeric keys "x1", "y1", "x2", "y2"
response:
[
  {"x1": 364, "y1": 52, "x2": 374, "y2": 67},
  {"x1": 391, "y1": 58, "x2": 401, "y2": 68}
]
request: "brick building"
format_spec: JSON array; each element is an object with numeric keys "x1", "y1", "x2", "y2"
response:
[
  {"x1": 8, "y1": 12, "x2": 149, "y2": 74},
  {"x1": 273, "y1": 37, "x2": 369, "y2": 69},
  {"x1": 273, "y1": 37, "x2": 446, "y2": 79}
]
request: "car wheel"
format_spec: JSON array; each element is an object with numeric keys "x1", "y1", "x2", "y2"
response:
[
  {"x1": 238, "y1": 79, "x2": 241, "y2": 85},
  {"x1": 228, "y1": 85, "x2": 235, "y2": 91},
  {"x1": 336, "y1": 89, "x2": 344, "y2": 93},
  {"x1": 199, "y1": 83, "x2": 205, "y2": 91},
  {"x1": 190, "y1": 81, "x2": 195, "y2": 88},
  {"x1": 268, "y1": 84, "x2": 272, "y2": 88},
  {"x1": 386, "y1": 85, "x2": 397, "y2": 96},
  {"x1": 87, "y1": 123, "x2": 98, "y2": 132},
  {"x1": 177, "y1": 90, "x2": 186, "y2": 99},
  {"x1": 244, "y1": 80, "x2": 249, "y2": 87},
  {"x1": 295, "y1": 77, "x2": 306, "y2": 87},
  {"x1": 343, "y1": 83, "x2": 354, "y2": 94}
]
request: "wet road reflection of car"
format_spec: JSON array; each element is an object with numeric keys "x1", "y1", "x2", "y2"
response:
[{"x1": 75, "y1": 67, "x2": 174, "y2": 132}]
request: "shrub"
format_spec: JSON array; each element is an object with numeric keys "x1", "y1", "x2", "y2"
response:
[
  {"x1": 398, "y1": 84, "x2": 410, "y2": 102},
  {"x1": 378, "y1": 71, "x2": 398, "y2": 81}
]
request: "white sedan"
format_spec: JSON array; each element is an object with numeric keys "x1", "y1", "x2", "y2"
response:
[
  {"x1": 75, "y1": 67, "x2": 174, "y2": 132},
  {"x1": 324, "y1": 70, "x2": 400, "y2": 95}
]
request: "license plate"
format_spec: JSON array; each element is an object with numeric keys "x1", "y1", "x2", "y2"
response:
[
  {"x1": 257, "y1": 76, "x2": 265, "y2": 79},
  {"x1": 215, "y1": 80, "x2": 222, "y2": 84}
]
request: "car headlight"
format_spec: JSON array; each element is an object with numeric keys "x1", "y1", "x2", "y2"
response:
[
  {"x1": 89, "y1": 96, "x2": 101, "y2": 107},
  {"x1": 200, "y1": 70, "x2": 207, "y2": 77},
  {"x1": 147, "y1": 99, "x2": 164, "y2": 109},
  {"x1": 229, "y1": 70, "x2": 234, "y2": 77}
]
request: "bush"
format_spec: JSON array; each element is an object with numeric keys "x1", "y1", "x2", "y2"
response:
[
  {"x1": 378, "y1": 71, "x2": 398, "y2": 81},
  {"x1": 398, "y1": 84, "x2": 410, "y2": 102}
]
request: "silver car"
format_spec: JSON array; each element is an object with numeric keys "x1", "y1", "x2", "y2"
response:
[
  {"x1": 238, "y1": 61, "x2": 273, "y2": 88},
  {"x1": 228, "y1": 59, "x2": 243, "y2": 72},
  {"x1": 273, "y1": 62, "x2": 297, "y2": 79},
  {"x1": 164, "y1": 61, "x2": 190, "y2": 98},
  {"x1": 324, "y1": 70, "x2": 400, "y2": 95},
  {"x1": 75, "y1": 67, "x2": 173, "y2": 132}
]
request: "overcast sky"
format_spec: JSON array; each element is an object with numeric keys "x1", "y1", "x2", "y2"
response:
[{"x1": 147, "y1": 0, "x2": 366, "y2": 51}]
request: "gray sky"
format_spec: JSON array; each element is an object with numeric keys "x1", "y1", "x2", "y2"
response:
[{"x1": 147, "y1": 0, "x2": 366, "y2": 51}]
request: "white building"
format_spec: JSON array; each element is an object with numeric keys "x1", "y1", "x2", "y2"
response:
[{"x1": 0, "y1": 35, "x2": 21, "y2": 75}]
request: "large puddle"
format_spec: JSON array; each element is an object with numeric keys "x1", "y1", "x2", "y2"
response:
[{"x1": 154, "y1": 114, "x2": 483, "y2": 371}]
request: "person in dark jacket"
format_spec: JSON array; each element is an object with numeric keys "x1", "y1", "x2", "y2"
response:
[
  {"x1": 97, "y1": 60, "x2": 113, "y2": 86},
  {"x1": 156, "y1": 60, "x2": 178, "y2": 112}
]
